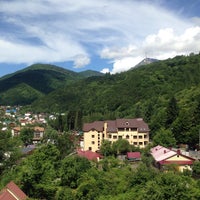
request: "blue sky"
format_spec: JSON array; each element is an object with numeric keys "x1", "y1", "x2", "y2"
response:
[{"x1": 0, "y1": 0, "x2": 200, "y2": 77}]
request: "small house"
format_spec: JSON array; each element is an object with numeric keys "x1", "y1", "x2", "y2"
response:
[
  {"x1": 0, "y1": 181, "x2": 28, "y2": 200},
  {"x1": 151, "y1": 145, "x2": 195, "y2": 172},
  {"x1": 126, "y1": 152, "x2": 141, "y2": 161}
]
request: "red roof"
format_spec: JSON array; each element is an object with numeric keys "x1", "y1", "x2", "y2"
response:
[
  {"x1": 77, "y1": 150, "x2": 103, "y2": 161},
  {"x1": 151, "y1": 145, "x2": 195, "y2": 166},
  {"x1": 0, "y1": 181, "x2": 27, "y2": 200},
  {"x1": 159, "y1": 160, "x2": 194, "y2": 165},
  {"x1": 127, "y1": 152, "x2": 141, "y2": 159}
]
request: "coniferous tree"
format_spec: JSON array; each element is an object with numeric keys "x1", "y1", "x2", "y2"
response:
[{"x1": 165, "y1": 96, "x2": 179, "y2": 128}]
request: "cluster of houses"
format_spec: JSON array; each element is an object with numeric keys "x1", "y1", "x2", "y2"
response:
[
  {"x1": 0, "y1": 106, "x2": 48, "y2": 144},
  {"x1": 0, "y1": 107, "x2": 197, "y2": 172},
  {"x1": 1, "y1": 107, "x2": 47, "y2": 129},
  {"x1": 82, "y1": 117, "x2": 196, "y2": 172}
]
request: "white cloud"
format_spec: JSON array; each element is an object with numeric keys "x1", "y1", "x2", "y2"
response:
[
  {"x1": 143, "y1": 26, "x2": 200, "y2": 59},
  {"x1": 99, "y1": 26, "x2": 200, "y2": 73},
  {"x1": 101, "y1": 68, "x2": 110, "y2": 74},
  {"x1": 73, "y1": 55, "x2": 90, "y2": 68},
  {"x1": 110, "y1": 57, "x2": 143, "y2": 74},
  {"x1": 0, "y1": 0, "x2": 199, "y2": 74}
]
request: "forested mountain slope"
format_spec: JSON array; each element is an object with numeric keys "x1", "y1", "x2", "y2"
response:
[
  {"x1": 32, "y1": 54, "x2": 200, "y2": 146},
  {"x1": 0, "y1": 63, "x2": 103, "y2": 105}
]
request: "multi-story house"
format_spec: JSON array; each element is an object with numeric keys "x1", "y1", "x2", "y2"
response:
[
  {"x1": 83, "y1": 118, "x2": 150, "y2": 152},
  {"x1": 33, "y1": 126, "x2": 45, "y2": 144}
]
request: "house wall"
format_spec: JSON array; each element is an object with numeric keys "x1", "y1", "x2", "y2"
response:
[
  {"x1": 107, "y1": 129, "x2": 148, "y2": 148},
  {"x1": 84, "y1": 130, "x2": 103, "y2": 152},
  {"x1": 84, "y1": 121, "x2": 149, "y2": 152},
  {"x1": 167, "y1": 155, "x2": 191, "y2": 161},
  {"x1": 178, "y1": 165, "x2": 192, "y2": 172}
]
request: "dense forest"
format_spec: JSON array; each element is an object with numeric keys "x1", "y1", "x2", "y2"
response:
[{"x1": 30, "y1": 53, "x2": 200, "y2": 148}]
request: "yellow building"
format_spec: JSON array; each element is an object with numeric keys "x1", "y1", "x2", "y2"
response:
[{"x1": 83, "y1": 118, "x2": 150, "y2": 152}]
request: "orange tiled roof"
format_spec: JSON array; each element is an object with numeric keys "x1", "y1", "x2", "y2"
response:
[{"x1": 34, "y1": 126, "x2": 44, "y2": 132}]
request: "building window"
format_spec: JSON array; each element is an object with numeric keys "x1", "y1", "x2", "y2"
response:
[
  {"x1": 133, "y1": 136, "x2": 137, "y2": 139},
  {"x1": 92, "y1": 141, "x2": 95, "y2": 144},
  {"x1": 118, "y1": 128, "x2": 124, "y2": 131},
  {"x1": 126, "y1": 135, "x2": 130, "y2": 139},
  {"x1": 89, "y1": 147, "x2": 92, "y2": 151},
  {"x1": 144, "y1": 135, "x2": 147, "y2": 138},
  {"x1": 91, "y1": 135, "x2": 95, "y2": 138},
  {"x1": 139, "y1": 142, "x2": 143, "y2": 145},
  {"x1": 103, "y1": 134, "x2": 105, "y2": 138},
  {"x1": 113, "y1": 135, "x2": 117, "y2": 139},
  {"x1": 125, "y1": 122, "x2": 129, "y2": 126},
  {"x1": 118, "y1": 136, "x2": 122, "y2": 139},
  {"x1": 139, "y1": 136, "x2": 143, "y2": 139},
  {"x1": 133, "y1": 142, "x2": 138, "y2": 145},
  {"x1": 35, "y1": 133, "x2": 40, "y2": 138},
  {"x1": 131, "y1": 128, "x2": 137, "y2": 131},
  {"x1": 109, "y1": 134, "x2": 112, "y2": 138}
]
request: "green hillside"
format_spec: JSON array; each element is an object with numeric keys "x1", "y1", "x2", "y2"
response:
[
  {"x1": 0, "y1": 63, "x2": 103, "y2": 104},
  {"x1": 0, "y1": 83, "x2": 44, "y2": 105},
  {"x1": 31, "y1": 53, "x2": 200, "y2": 146}
]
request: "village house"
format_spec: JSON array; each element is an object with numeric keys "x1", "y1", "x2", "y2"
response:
[
  {"x1": 11, "y1": 127, "x2": 21, "y2": 137},
  {"x1": 33, "y1": 126, "x2": 45, "y2": 144},
  {"x1": 126, "y1": 152, "x2": 141, "y2": 162},
  {"x1": 151, "y1": 145, "x2": 196, "y2": 172},
  {"x1": 83, "y1": 118, "x2": 150, "y2": 152},
  {"x1": 0, "y1": 181, "x2": 28, "y2": 200},
  {"x1": 77, "y1": 149, "x2": 103, "y2": 161}
]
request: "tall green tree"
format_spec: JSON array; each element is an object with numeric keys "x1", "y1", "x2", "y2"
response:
[
  {"x1": 112, "y1": 139, "x2": 131, "y2": 155},
  {"x1": 165, "y1": 96, "x2": 179, "y2": 128},
  {"x1": 60, "y1": 155, "x2": 91, "y2": 188},
  {"x1": 100, "y1": 140, "x2": 113, "y2": 156},
  {"x1": 153, "y1": 128, "x2": 176, "y2": 147},
  {"x1": 16, "y1": 144, "x2": 60, "y2": 199},
  {"x1": 55, "y1": 132, "x2": 75, "y2": 159},
  {"x1": 19, "y1": 127, "x2": 34, "y2": 145},
  {"x1": 0, "y1": 131, "x2": 22, "y2": 175}
]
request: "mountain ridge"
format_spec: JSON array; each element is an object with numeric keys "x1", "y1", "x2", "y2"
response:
[{"x1": 0, "y1": 63, "x2": 104, "y2": 105}]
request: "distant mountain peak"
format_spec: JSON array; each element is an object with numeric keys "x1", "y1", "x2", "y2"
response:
[{"x1": 134, "y1": 57, "x2": 159, "y2": 68}]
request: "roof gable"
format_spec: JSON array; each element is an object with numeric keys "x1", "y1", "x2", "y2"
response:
[
  {"x1": 151, "y1": 145, "x2": 195, "y2": 164},
  {"x1": 0, "y1": 181, "x2": 27, "y2": 200},
  {"x1": 116, "y1": 118, "x2": 149, "y2": 131}
]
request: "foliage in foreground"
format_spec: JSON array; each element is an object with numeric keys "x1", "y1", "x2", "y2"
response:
[{"x1": 1, "y1": 144, "x2": 200, "y2": 200}]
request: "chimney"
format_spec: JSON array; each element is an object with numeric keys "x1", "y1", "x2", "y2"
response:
[{"x1": 177, "y1": 149, "x2": 181, "y2": 155}]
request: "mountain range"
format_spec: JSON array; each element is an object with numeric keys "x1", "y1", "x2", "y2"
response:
[
  {"x1": 1, "y1": 54, "x2": 200, "y2": 126},
  {"x1": 1, "y1": 54, "x2": 200, "y2": 148},
  {"x1": 0, "y1": 63, "x2": 103, "y2": 105}
]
